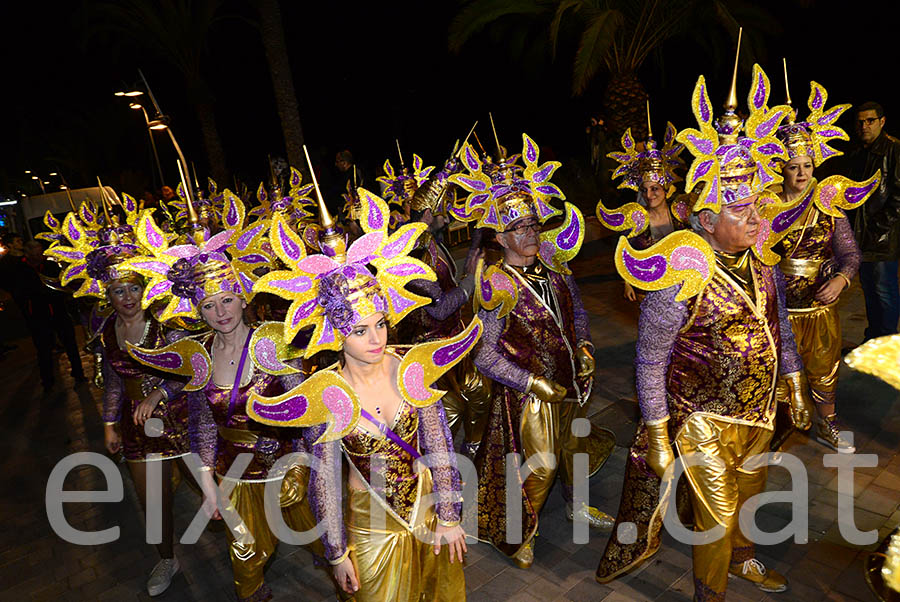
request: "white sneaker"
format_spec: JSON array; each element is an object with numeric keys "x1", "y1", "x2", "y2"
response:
[{"x1": 147, "y1": 558, "x2": 179, "y2": 596}]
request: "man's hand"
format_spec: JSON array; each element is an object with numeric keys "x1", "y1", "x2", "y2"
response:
[
  {"x1": 529, "y1": 376, "x2": 566, "y2": 402},
  {"x1": 576, "y1": 344, "x2": 595, "y2": 379}
]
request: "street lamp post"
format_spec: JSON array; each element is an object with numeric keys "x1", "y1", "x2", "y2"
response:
[{"x1": 129, "y1": 102, "x2": 165, "y2": 189}]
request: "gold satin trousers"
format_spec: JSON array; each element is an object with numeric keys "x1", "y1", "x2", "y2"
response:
[
  {"x1": 520, "y1": 398, "x2": 587, "y2": 517},
  {"x1": 776, "y1": 305, "x2": 841, "y2": 406},
  {"x1": 226, "y1": 465, "x2": 320, "y2": 601},
  {"x1": 345, "y1": 469, "x2": 466, "y2": 602},
  {"x1": 441, "y1": 356, "x2": 492, "y2": 445},
  {"x1": 675, "y1": 415, "x2": 772, "y2": 598}
]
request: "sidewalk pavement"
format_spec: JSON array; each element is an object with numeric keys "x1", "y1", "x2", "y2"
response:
[{"x1": 0, "y1": 236, "x2": 895, "y2": 601}]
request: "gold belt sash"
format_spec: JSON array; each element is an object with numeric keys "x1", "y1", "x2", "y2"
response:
[
  {"x1": 779, "y1": 257, "x2": 823, "y2": 278},
  {"x1": 218, "y1": 426, "x2": 259, "y2": 445}
]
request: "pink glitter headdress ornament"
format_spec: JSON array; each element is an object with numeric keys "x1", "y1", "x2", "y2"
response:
[
  {"x1": 449, "y1": 132, "x2": 586, "y2": 274},
  {"x1": 676, "y1": 29, "x2": 791, "y2": 214},
  {"x1": 775, "y1": 58, "x2": 849, "y2": 167},
  {"x1": 253, "y1": 146, "x2": 439, "y2": 356},
  {"x1": 244, "y1": 145, "x2": 485, "y2": 442},
  {"x1": 43, "y1": 181, "x2": 151, "y2": 299},
  {"x1": 117, "y1": 186, "x2": 272, "y2": 321}
]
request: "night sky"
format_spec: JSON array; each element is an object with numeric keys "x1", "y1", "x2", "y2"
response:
[{"x1": 2, "y1": 0, "x2": 898, "y2": 202}]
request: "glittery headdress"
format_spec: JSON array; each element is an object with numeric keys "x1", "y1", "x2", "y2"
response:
[
  {"x1": 119, "y1": 186, "x2": 269, "y2": 321},
  {"x1": 43, "y1": 185, "x2": 147, "y2": 299},
  {"x1": 775, "y1": 60, "x2": 850, "y2": 168},
  {"x1": 448, "y1": 133, "x2": 564, "y2": 231},
  {"x1": 410, "y1": 142, "x2": 463, "y2": 214},
  {"x1": 377, "y1": 142, "x2": 434, "y2": 205},
  {"x1": 248, "y1": 167, "x2": 316, "y2": 224},
  {"x1": 608, "y1": 102, "x2": 684, "y2": 194},
  {"x1": 676, "y1": 32, "x2": 791, "y2": 212}
]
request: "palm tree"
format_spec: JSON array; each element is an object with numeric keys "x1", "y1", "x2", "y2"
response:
[
  {"x1": 86, "y1": 0, "x2": 230, "y2": 185},
  {"x1": 449, "y1": 0, "x2": 781, "y2": 140},
  {"x1": 254, "y1": 0, "x2": 305, "y2": 169}
]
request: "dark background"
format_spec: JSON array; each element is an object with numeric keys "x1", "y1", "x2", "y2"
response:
[{"x1": 1, "y1": 0, "x2": 897, "y2": 203}]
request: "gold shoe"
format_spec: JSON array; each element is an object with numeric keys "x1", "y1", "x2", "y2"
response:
[
  {"x1": 729, "y1": 558, "x2": 787, "y2": 593},
  {"x1": 566, "y1": 502, "x2": 614, "y2": 532},
  {"x1": 513, "y1": 539, "x2": 534, "y2": 569},
  {"x1": 816, "y1": 414, "x2": 856, "y2": 453}
]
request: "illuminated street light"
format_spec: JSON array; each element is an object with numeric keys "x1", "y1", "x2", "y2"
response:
[{"x1": 114, "y1": 90, "x2": 144, "y2": 97}]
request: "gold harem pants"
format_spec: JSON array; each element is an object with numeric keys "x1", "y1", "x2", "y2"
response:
[
  {"x1": 520, "y1": 398, "x2": 588, "y2": 516},
  {"x1": 675, "y1": 415, "x2": 771, "y2": 600},
  {"x1": 778, "y1": 304, "x2": 841, "y2": 406},
  {"x1": 225, "y1": 465, "x2": 320, "y2": 602},
  {"x1": 345, "y1": 469, "x2": 466, "y2": 602}
]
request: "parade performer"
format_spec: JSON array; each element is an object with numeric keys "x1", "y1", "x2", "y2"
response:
[
  {"x1": 396, "y1": 147, "x2": 492, "y2": 454},
  {"x1": 122, "y1": 200, "x2": 322, "y2": 602},
  {"x1": 246, "y1": 177, "x2": 478, "y2": 601},
  {"x1": 450, "y1": 133, "x2": 615, "y2": 569},
  {"x1": 44, "y1": 193, "x2": 191, "y2": 597},
  {"x1": 377, "y1": 143, "x2": 434, "y2": 229},
  {"x1": 595, "y1": 53, "x2": 815, "y2": 600},
  {"x1": 595, "y1": 102, "x2": 686, "y2": 301},
  {"x1": 769, "y1": 63, "x2": 881, "y2": 454}
]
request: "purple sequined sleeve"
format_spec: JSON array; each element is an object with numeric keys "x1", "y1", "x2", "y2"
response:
[
  {"x1": 635, "y1": 286, "x2": 690, "y2": 423},
  {"x1": 564, "y1": 272, "x2": 592, "y2": 344},
  {"x1": 101, "y1": 354, "x2": 124, "y2": 423},
  {"x1": 473, "y1": 307, "x2": 532, "y2": 392},
  {"x1": 775, "y1": 267, "x2": 804, "y2": 375},
  {"x1": 832, "y1": 216, "x2": 861, "y2": 279},
  {"x1": 417, "y1": 400, "x2": 463, "y2": 522},
  {"x1": 303, "y1": 424, "x2": 346, "y2": 563},
  {"x1": 188, "y1": 390, "x2": 217, "y2": 469},
  {"x1": 410, "y1": 277, "x2": 473, "y2": 321}
]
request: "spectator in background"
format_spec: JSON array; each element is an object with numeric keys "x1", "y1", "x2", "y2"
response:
[
  {"x1": 848, "y1": 102, "x2": 900, "y2": 340},
  {"x1": 0, "y1": 234, "x2": 86, "y2": 392}
]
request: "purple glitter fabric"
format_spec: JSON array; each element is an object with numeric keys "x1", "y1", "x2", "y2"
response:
[
  {"x1": 409, "y1": 276, "x2": 473, "y2": 321},
  {"x1": 474, "y1": 307, "x2": 533, "y2": 392},
  {"x1": 832, "y1": 217, "x2": 861, "y2": 279},
  {"x1": 565, "y1": 273, "x2": 591, "y2": 343},
  {"x1": 635, "y1": 287, "x2": 690, "y2": 423},
  {"x1": 303, "y1": 400, "x2": 463, "y2": 563},
  {"x1": 775, "y1": 267, "x2": 803, "y2": 375},
  {"x1": 635, "y1": 270, "x2": 804, "y2": 423}
]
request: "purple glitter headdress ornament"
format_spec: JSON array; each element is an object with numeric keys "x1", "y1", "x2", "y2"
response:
[{"x1": 608, "y1": 101, "x2": 684, "y2": 195}]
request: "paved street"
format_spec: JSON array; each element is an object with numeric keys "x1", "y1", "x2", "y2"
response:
[{"x1": 1, "y1": 233, "x2": 897, "y2": 601}]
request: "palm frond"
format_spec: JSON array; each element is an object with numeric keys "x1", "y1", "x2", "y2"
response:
[
  {"x1": 572, "y1": 9, "x2": 623, "y2": 95},
  {"x1": 448, "y1": 0, "x2": 551, "y2": 53}
]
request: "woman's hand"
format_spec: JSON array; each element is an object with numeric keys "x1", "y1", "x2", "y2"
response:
[
  {"x1": 133, "y1": 389, "x2": 164, "y2": 426},
  {"x1": 104, "y1": 424, "x2": 121, "y2": 455},
  {"x1": 333, "y1": 557, "x2": 359, "y2": 594},
  {"x1": 433, "y1": 523, "x2": 467, "y2": 563},
  {"x1": 623, "y1": 282, "x2": 637, "y2": 302},
  {"x1": 814, "y1": 275, "x2": 847, "y2": 305}
]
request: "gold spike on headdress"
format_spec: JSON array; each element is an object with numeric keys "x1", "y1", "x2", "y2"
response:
[
  {"x1": 304, "y1": 145, "x2": 346, "y2": 262},
  {"x1": 717, "y1": 27, "x2": 743, "y2": 144},
  {"x1": 489, "y1": 112, "x2": 504, "y2": 160},
  {"x1": 646, "y1": 100, "x2": 653, "y2": 139},
  {"x1": 395, "y1": 139, "x2": 405, "y2": 169}
]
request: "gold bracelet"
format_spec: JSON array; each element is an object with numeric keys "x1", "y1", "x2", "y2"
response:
[
  {"x1": 836, "y1": 272, "x2": 852, "y2": 289},
  {"x1": 329, "y1": 548, "x2": 351, "y2": 566},
  {"x1": 103, "y1": 421, "x2": 118, "y2": 427},
  {"x1": 437, "y1": 518, "x2": 461, "y2": 528}
]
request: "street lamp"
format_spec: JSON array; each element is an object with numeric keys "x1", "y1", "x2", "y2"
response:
[
  {"x1": 28, "y1": 172, "x2": 46, "y2": 195},
  {"x1": 129, "y1": 102, "x2": 165, "y2": 188},
  {"x1": 115, "y1": 90, "x2": 144, "y2": 97}
]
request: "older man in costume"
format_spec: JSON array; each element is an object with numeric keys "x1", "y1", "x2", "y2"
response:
[
  {"x1": 595, "y1": 54, "x2": 814, "y2": 600},
  {"x1": 451, "y1": 134, "x2": 614, "y2": 568}
]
